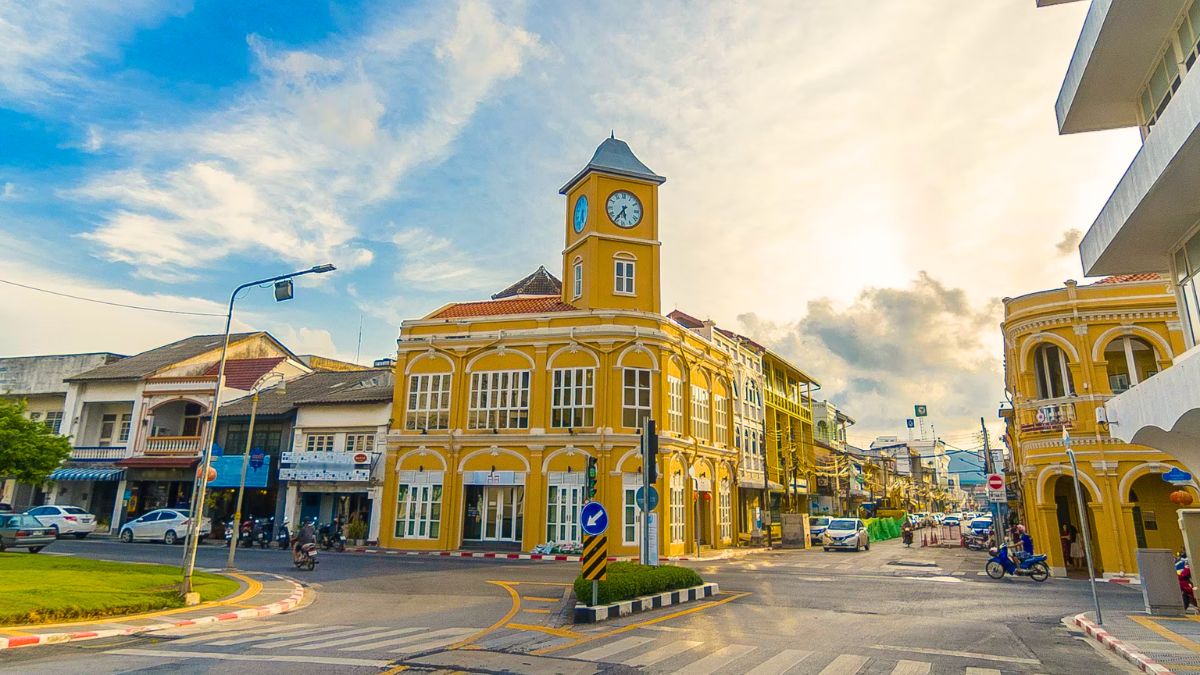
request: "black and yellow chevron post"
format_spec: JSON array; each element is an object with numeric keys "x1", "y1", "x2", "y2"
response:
[{"x1": 582, "y1": 534, "x2": 607, "y2": 581}]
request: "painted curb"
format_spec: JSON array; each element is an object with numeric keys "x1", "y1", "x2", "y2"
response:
[
  {"x1": 344, "y1": 547, "x2": 700, "y2": 563},
  {"x1": 0, "y1": 574, "x2": 307, "y2": 651},
  {"x1": 1073, "y1": 612, "x2": 1174, "y2": 674},
  {"x1": 574, "y1": 582, "x2": 719, "y2": 623}
]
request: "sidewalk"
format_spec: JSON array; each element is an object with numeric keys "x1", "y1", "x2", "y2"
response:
[
  {"x1": 0, "y1": 570, "x2": 306, "y2": 650},
  {"x1": 1073, "y1": 610, "x2": 1200, "y2": 674},
  {"x1": 337, "y1": 545, "x2": 769, "y2": 563}
]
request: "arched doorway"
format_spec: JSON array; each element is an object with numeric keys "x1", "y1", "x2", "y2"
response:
[
  {"x1": 1052, "y1": 475, "x2": 1103, "y2": 575},
  {"x1": 1128, "y1": 474, "x2": 1193, "y2": 554}
]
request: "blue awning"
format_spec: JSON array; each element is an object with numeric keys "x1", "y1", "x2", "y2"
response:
[{"x1": 48, "y1": 468, "x2": 125, "y2": 481}]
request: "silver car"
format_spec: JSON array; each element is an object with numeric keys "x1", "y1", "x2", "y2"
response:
[
  {"x1": 118, "y1": 509, "x2": 210, "y2": 544},
  {"x1": 822, "y1": 518, "x2": 870, "y2": 551}
]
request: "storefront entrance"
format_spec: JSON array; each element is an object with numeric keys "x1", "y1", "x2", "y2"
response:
[{"x1": 463, "y1": 486, "x2": 524, "y2": 543}]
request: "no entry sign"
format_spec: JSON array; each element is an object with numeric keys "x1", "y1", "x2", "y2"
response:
[{"x1": 987, "y1": 473, "x2": 1006, "y2": 503}]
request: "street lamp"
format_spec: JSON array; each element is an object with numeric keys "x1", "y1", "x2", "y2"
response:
[
  {"x1": 1065, "y1": 430, "x2": 1103, "y2": 624},
  {"x1": 181, "y1": 263, "x2": 335, "y2": 598},
  {"x1": 226, "y1": 371, "x2": 286, "y2": 570}
]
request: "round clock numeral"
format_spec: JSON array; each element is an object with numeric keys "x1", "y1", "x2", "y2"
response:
[{"x1": 606, "y1": 190, "x2": 642, "y2": 228}]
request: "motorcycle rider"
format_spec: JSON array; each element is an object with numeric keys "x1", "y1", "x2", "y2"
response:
[
  {"x1": 293, "y1": 519, "x2": 316, "y2": 564},
  {"x1": 901, "y1": 520, "x2": 914, "y2": 547},
  {"x1": 1015, "y1": 525, "x2": 1034, "y2": 561}
]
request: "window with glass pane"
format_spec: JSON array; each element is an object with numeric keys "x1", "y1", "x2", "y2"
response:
[
  {"x1": 719, "y1": 479, "x2": 732, "y2": 542},
  {"x1": 346, "y1": 434, "x2": 375, "y2": 453},
  {"x1": 573, "y1": 262, "x2": 583, "y2": 298},
  {"x1": 306, "y1": 434, "x2": 335, "y2": 451},
  {"x1": 691, "y1": 386, "x2": 710, "y2": 441},
  {"x1": 406, "y1": 373, "x2": 451, "y2": 430},
  {"x1": 395, "y1": 483, "x2": 442, "y2": 539},
  {"x1": 714, "y1": 396, "x2": 727, "y2": 444},
  {"x1": 614, "y1": 260, "x2": 635, "y2": 294},
  {"x1": 546, "y1": 484, "x2": 583, "y2": 543},
  {"x1": 551, "y1": 368, "x2": 595, "y2": 428},
  {"x1": 670, "y1": 472, "x2": 686, "y2": 543},
  {"x1": 623, "y1": 487, "x2": 639, "y2": 544},
  {"x1": 622, "y1": 368, "x2": 652, "y2": 428},
  {"x1": 1033, "y1": 344, "x2": 1074, "y2": 399},
  {"x1": 667, "y1": 377, "x2": 684, "y2": 432},
  {"x1": 1104, "y1": 337, "x2": 1158, "y2": 393},
  {"x1": 468, "y1": 370, "x2": 530, "y2": 429},
  {"x1": 44, "y1": 411, "x2": 63, "y2": 434},
  {"x1": 225, "y1": 423, "x2": 285, "y2": 455}
]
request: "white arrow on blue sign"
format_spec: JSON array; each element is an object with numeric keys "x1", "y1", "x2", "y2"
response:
[{"x1": 580, "y1": 501, "x2": 608, "y2": 536}]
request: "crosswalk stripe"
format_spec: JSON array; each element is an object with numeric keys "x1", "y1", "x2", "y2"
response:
[
  {"x1": 301, "y1": 627, "x2": 426, "y2": 650},
  {"x1": 390, "y1": 627, "x2": 477, "y2": 654},
  {"x1": 572, "y1": 636, "x2": 655, "y2": 661},
  {"x1": 623, "y1": 640, "x2": 703, "y2": 667},
  {"x1": 891, "y1": 660, "x2": 931, "y2": 675},
  {"x1": 263, "y1": 626, "x2": 386, "y2": 649},
  {"x1": 671, "y1": 644, "x2": 755, "y2": 675},
  {"x1": 165, "y1": 623, "x2": 292, "y2": 644},
  {"x1": 819, "y1": 654, "x2": 869, "y2": 675},
  {"x1": 207, "y1": 625, "x2": 336, "y2": 646},
  {"x1": 340, "y1": 627, "x2": 466, "y2": 653},
  {"x1": 744, "y1": 649, "x2": 813, "y2": 675},
  {"x1": 964, "y1": 669, "x2": 1002, "y2": 675}
]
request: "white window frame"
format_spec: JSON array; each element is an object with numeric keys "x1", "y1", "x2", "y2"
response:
[
  {"x1": 691, "y1": 385, "x2": 710, "y2": 441},
  {"x1": 346, "y1": 433, "x2": 376, "y2": 453},
  {"x1": 468, "y1": 370, "x2": 531, "y2": 429},
  {"x1": 667, "y1": 377, "x2": 684, "y2": 433},
  {"x1": 118, "y1": 413, "x2": 131, "y2": 442},
  {"x1": 670, "y1": 472, "x2": 686, "y2": 543},
  {"x1": 406, "y1": 373, "x2": 452, "y2": 430},
  {"x1": 551, "y1": 367, "x2": 595, "y2": 428},
  {"x1": 622, "y1": 368, "x2": 652, "y2": 429},
  {"x1": 395, "y1": 475, "x2": 442, "y2": 539},
  {"x1": 623, "y1": 484, "x2": 640, "y2": 545},
  {"x1": 614, "y1": 259, "x2": 635, "y2": 295},
  {"x1": 546, "y1": 479, "x2": 584, "y2": 544},
  {"x1": 713, "y1": 395, "x2": 727, "y2": 445},
  {"x1": 573, "y1": 261, "x2": 583, "y2": 299},
  {"x1": 305, "y1": 434, "x2": 336, "y2": 452},
  {"x1": 719, "y1": 478, "x2": 732, "y2": 543}
]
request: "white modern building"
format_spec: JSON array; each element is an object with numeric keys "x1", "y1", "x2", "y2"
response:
[{"x1": 1043, "y1": 0, "x2": 1200, "y2": 472}]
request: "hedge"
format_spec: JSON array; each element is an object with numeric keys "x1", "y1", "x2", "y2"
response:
[{"x1": 574, "y1": 562, "x2": 703, "y2": 606}]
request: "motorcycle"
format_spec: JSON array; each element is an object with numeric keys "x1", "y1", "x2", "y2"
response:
[
  {"x1": 276, "y1": 519, "x2": 290, "y2": 550},
  {"x1": 986, "y1": 543, "x2": 1050, "y2": 582},
  {"x1": 901, "y1": 527, "x2": 914, "y2": 548},
  {"x1": 293, "y1": 542, "x2": 319, "y2": 571},
  {"x1": 964, "y1": 531, "x2": 992, "y2": 551},
  {"x1": 224, "y1": 519, "x2": 234, "y2": 547},
  {"x1": 319, "y1": 522, "x2": 346, "y2": 552},
  {"x1": 253, "y1": 518, "x2": 270, "y2": 549},
  {"x1": 239, "y1": 519, "x2": 254, "y2": 548}
]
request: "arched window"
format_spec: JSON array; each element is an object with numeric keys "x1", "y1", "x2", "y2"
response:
[
  {"x1": 816, "y1": 420, "x2": 829, "y2": 442},
  {"x1": 1033, "y1": 343, "x2": 1074, "y2": 399},
  {"x1": 1105, "y1": 336, "x2": 1158, "y2": 394}
]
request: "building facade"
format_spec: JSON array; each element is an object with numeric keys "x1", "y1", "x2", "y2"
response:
[
  {"x1": 761, "y1": 350, "x2": 817, "y2": 526},
  {"x1": 1001, "y1": 276, "x2": 1191, "y2": 576}
]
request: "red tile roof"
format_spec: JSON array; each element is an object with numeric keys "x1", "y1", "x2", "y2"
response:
[
  {"x1": 1094, "y1": 273, "x2": 1165, "y2": 284},
  {"x1": 431, "y1": 297, "x2": 578, "y2": 319},
  {"x1": 667, "y1": 309, "x2": 706, "y2": 329},
  {"x1": 203, "y1": 357, "x2": 287, "y2": 390}
]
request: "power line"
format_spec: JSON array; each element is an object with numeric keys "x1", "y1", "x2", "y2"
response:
[{"x1": 0, "y1": 278, "x2": 225, "y2": 318}]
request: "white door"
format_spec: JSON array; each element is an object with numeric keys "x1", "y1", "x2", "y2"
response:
[
  {"x1": 482, "y1": 487, "x2": 523, "y2": 542},
  {"x1": 546, "y1": 484, "x2": 583, "y2": 543}
]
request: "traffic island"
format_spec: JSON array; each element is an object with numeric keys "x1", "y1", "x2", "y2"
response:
[{"x1": 572, "y1": 562, "x2": 715, "y2": 623}]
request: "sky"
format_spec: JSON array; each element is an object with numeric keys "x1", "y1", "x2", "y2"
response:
[{"x1": 0, "y1": 0, "x2": 1143, "y2": 448}]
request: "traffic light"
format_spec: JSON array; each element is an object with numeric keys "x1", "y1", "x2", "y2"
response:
[
  {"x1": 645, "y1": 419, "x2": 659, "y2": 484},
  {"x1": 586, "y1": 456, "x2": 598, "y2": 499}
]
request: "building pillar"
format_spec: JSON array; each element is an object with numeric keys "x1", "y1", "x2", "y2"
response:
[
  {"x1": 110, "y1": 479, "x2": 127, "y2": 533},
  {"x1": 283, "y1": 482, "x2": 298, "y2": 526},
  {"x1": 1035, "y1": 503, "x2": 1066, "y2": 576},
  {"x1": 367, "y1": 486, "x2": 382, "y2": 543}
]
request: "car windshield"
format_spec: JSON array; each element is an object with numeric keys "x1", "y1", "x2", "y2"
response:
[
  {"x1": 0, "y1": 514, "x2": 43, "y2": 528},
  {"x1": 828, "y1": 519, "x2": 858, "y2": 530},
  {"x1": 970, "y1": 519, "x2": 992, "y2": 528},
  {"x1": 63, "y1": 507, "x2": 88, "y2": 514},
  {"x1": 810, "y1": 517, "x2": 830, "y2": 526}
]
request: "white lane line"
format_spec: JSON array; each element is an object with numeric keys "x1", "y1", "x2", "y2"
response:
[
  {"x1": 671, "y1": 644, "x2": 755, "y2": 675},
  {"x1": 964, "y1": 669, "x2": 1002, "y2": 675},
  {"x1": 744, "y1": 649, "x2": 813, "y2": 675},
  {"x1": 891, "y1": 660, "x2": 932, "y2": 675},
  {"x1": 341, "y1": 627, "x2": 468, "y2": 653},
  {"x1": 818, "y1": 654, "x2": 869, "y2": 675},
  {"x1": 572, "y1": 636, "x2": 655, "y2": 661},
  {"x1": 207, "y1": 625, "x2": 335, "y2": 646},
  {"x1": 298, "y1": 626, "x2": 425, "y2": 650},
  {"x1": 624, "y1": 640, "x2": 703, "y2": 667},
  {"x1": 389, "y1": 627, "x2": 477, "y2": 654},
  {"x1": 104, "y1": 648, "x2": 389, "y2": 667},
  {"x1": 265, "y1": 626, "x2": 389, "y2": 649},
  {"x1": 870, "y1": 645, "x2": 1040, "y2": 665}
]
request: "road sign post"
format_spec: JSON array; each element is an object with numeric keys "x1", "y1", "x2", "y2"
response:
[
  {"x1": 581, "y1": 534, "x2": 608, "y2": 606},
  {"x1": 580, "y1": 501, "x2": 608, "y2": 537},
  {"x1": 986, "y1": 473, "x2": 1006, "y2": 504}
]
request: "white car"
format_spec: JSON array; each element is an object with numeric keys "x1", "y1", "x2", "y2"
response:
[
  {"x1": 119, "y1": 509, "x2": 210, "y2": 545},
  {"x1": 822, "y1": 518, "x2": 870, "y2": 551},
  {"x1": 25, "y1": 505, "x2": 97, "y2": 538}
]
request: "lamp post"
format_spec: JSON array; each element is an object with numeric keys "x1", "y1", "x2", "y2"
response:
[
  {"x1": 226, "y1": 372, "x2": 286, "y2": 570},
  {"x1": 181, "y1": 264, "x2": 335, "y2": 597},
  {"x1": 1065, "y1": 430, "x2": 1103, "y2": 624}
]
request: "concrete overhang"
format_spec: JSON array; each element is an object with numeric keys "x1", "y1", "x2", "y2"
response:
[
  {"x1": 1080, "y1": 58, "x2": 1200, "y2": 276},
  {"x1": 1037, "y1": 0, "x2": 1085, "y2": 6},
  {"x1": 1055, "y1": 0, "x2": 1189, "y2": 134},
  {"x1": 1106, "y1": 348, "x2": 1200, "y2": 475}
]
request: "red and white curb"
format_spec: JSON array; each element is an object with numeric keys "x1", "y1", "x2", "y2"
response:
[
  {"x1": 345, "y1": 547, "x2": 696, "y2": 562},
  {"x1": 1073, "y1": 613, "x2": 1173, "y2": 674},
  {"x1": 0, "y1": 575, "x2": 306, "y2": 651}
]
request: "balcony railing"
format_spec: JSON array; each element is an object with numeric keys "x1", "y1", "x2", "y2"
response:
[
  {"x1": 1018, "y1": 401, "x2": 1077, "y2": 433},
  {"x1": 142, "y1": 436, "x2": 202, "y2": 456},
  {"x1": 70, "y1": 446, "x2": 133, "y2": 461}
]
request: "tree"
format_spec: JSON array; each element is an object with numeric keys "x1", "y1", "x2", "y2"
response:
[{"x1": 0, "y1": 398, "x2": 71, "y2": 484}]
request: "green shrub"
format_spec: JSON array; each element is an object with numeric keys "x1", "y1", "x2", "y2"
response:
[{"x1": 574, "y1": 562, "x2": 703, "y2": 606}]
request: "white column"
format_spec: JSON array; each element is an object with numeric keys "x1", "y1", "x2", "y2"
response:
[
  {"x1": 110, "y1": 479, "x2": 127, "y2": 532},
  {"x1": 367, "y1": 487, "x2": 382, "y2": 543},
  {"x1": 283, "y1": 483, "x2": 298, "y2": 526}
]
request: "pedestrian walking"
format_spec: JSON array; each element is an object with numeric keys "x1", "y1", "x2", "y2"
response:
[
  {"x1": 1182, "y1": 565, "x2": 1197, "y2": 613},
  {"x1": 1070, "y1": 532, "x2": 1085, "y2": 570},
  {"x1": 1060, "y1": 524, "x2": 1072, "y2": 567}
]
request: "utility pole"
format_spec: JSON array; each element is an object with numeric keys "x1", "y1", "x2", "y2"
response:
[{"x1": 981, "y1": 417, "x2": 1002, "y2": 544}]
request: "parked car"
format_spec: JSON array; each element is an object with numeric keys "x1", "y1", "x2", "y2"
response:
[
  {"x1": 943, "y1": 514, "x2": 961, "y2": 527},
  {"x1": 968, "y1": 517, "x2": 994, "y2": 536},
  {"x1": 119, "y1": 509, "x2": 210, "y2": 544},
  {"x1": 0, "y1": 513, "x2": 56, "y2": 552},
  {"x1": 25, "y1": 505, "x2": 98, "y2": 538},
  {"x1": 809, "y1": 516, "x2": 831, "y2": 545},
  {"x1": 822, "y1": 518, "x2": 870, "y2": 552}
]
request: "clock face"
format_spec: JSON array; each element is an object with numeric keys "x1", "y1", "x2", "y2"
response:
[
  {"x1": 573, "y1": 195, "x2": 588, "y2": 233},
  {"x1": 606, "y1": 190, "x2": 643, "y2": 228}
]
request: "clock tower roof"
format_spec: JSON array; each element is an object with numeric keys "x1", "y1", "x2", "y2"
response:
[{"x1": 559, "y1": 134, "x2": 666, "y2": 195}]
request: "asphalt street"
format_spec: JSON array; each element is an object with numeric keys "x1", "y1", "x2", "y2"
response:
[{"x1": 1, "y1": 537, "x2": 1142, "y2": 674}]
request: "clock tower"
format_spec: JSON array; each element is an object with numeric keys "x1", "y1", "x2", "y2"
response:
[{"x1": 560, "y1": 135, "x2": 666, "y2": 314}]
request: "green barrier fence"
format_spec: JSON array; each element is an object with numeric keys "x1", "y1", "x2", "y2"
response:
[{"x1": 863, "y1": 514, "x2": 908, "y2": 542}]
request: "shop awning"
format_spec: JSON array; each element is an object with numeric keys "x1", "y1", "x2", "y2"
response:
[
  {"x1": 739, "y1": 479, "x2": 784, "y2": 491},
  {"x1": 48, "y1": 468, "x2": 125, "y2": 481}
]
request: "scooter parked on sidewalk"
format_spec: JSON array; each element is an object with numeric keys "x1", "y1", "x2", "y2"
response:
[
  {"x1": 293, "y1": 542, "x2": 319, "y2": 571},
  {"x1": 319, "y1": 521, "x2": 346, "y2": 552},
  {"x1": 985, "y1": 543, "x2": 1050, "y2": 582},
  {"x1": 276, "y1": 519, "x2": 290, "y2": 549},
  {"x1": 964, "y1": 531, "x2": 991, "y2": 551}
]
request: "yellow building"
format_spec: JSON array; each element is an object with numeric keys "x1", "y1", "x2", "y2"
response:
[
  {"x1": 761, "y1": 349, "x2": 817, "y2": 525},
  {"x1": 1001, "y1": 275, "x2": 1195, "y2": 577},
  {"x1": 380, "y1": 137, "x2": 742, "y2": 557}
]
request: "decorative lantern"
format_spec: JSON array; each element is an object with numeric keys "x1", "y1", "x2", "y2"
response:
[
  {"x1": 196, "y1": 465, "x2": 217, "y2": 483},
  {"x1": 1171, "y1": 490, "x2": 1194, "y2": 506}
]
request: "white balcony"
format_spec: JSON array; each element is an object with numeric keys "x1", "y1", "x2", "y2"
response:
[
  {"x1": 1107, "y1": 347, "x2": 1200, "y2": 473},
  {"x1": 1080, "y1": 49, "x2": 1200, "y2": 276},
  {"x1": 142, "y1": 436, "x2": 202, "y2": 456},
  {"x1": 1055, "y1": 0, "x2": 1188, "y2": 134},
  {"x1": 70, "y1": 446, "x2": 134, "y2": 461}
]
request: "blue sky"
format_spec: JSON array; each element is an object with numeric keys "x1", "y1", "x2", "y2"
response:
[{"x1": 0, "y1": 1, "x2": 1141, "y2": 444}]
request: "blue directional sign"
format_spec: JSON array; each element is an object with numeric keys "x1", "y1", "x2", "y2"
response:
[
  {"x1": 1163, "y1": 467, "x2": 1193, "y2": 485},
  {"x1": 580, "y1": 501, "x2": 608, "y2": 536},
  {"x1": 635, "y1": 485, "x2": 660, "y2": 511}
]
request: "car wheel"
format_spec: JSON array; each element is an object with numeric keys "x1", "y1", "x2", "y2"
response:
[
  {"x1": 49, "y1": 524, "x2": 59, "y2": 539},
  {"x1": 865, "y1": 539, "x2": 870, "y2": 551},
  {"x1": 29, "y1": 546, "x2": 43, "y2": 553},
  {"x1": 74, "y1": 532, "x2": 88, "y2": 539},
  {"x1": 163, "y1": 530, "x2": 178, "y2": 545},
  {"x1": 0, "y1": 539, "x2": 6, "y2": 552},
  {"x1": 120, "y1": 529, "x2": 133, "y2": 543}
]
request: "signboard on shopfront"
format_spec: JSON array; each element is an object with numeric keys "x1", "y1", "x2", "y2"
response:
[{"x1": 279, "y1": 451, "x2": 372, "y2": 482}]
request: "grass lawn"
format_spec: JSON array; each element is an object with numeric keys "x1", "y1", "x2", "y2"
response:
[{"x1": 0, "y1": 553, "x2": 240, "y2": 626}]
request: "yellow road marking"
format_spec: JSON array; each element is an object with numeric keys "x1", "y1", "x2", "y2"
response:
[
  {"x1": 506, "y1": 622, "x2": 581, "y2": 638},
  {"x1": 0, "y1": 572, "x2": 262, "y2": 633},
  {"x1": 523, "y1": 608, "x2": 552, "y2": 614},
  {"x1": 447, "y1": 581, "x2": 522, "y2": 650},
  {"x1": 525, "y1": 596, "x2": 561, "y2": 602},
  {"x1": 379, "y1": 665, "x2": 409, "y2": 674},
  {"x1": 1128, "y1": 615, "x2": 1200, "y2": 654},
  {"x1": 531, "y1": 591, "x2": 751, "y2": 656}
]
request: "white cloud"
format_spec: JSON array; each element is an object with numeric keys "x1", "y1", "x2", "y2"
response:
[
  {"x1": 392, "y1": 227, "x2": 507, "y2": 292},
  {"x1": 1, "y1": 183, "x2": 14, "y2": 200},
  {"x1": 75, "y1": 0, "x2": 540, "y2": 282}
]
